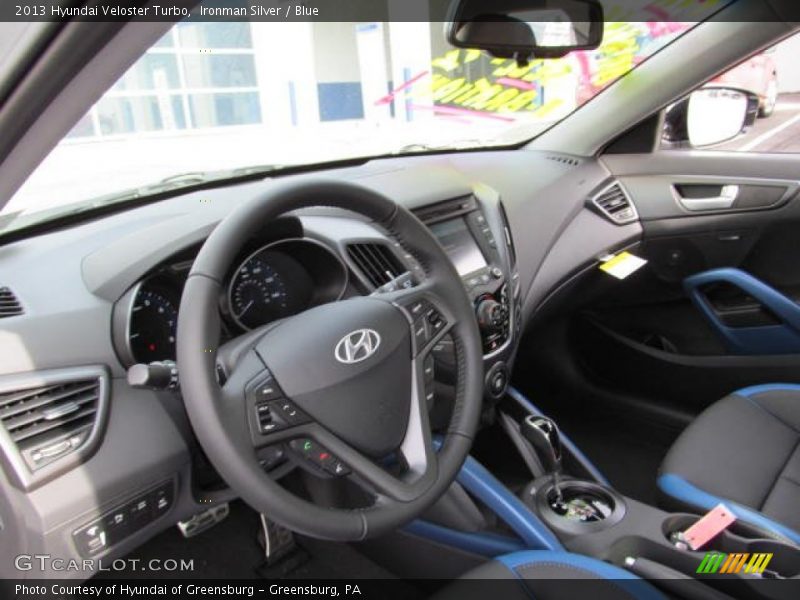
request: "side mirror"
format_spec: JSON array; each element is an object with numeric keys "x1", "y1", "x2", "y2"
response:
[
  {"x1": 446, "y1": 0, "x2": 604, "y2": 62},
  {"x1": 663, "y1": 87, "x2": 759, "y2": 148}
]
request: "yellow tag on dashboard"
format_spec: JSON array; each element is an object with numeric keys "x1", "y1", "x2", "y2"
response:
[{"x1": 599, "y1": 251, "x2": 647, "y2": 280}]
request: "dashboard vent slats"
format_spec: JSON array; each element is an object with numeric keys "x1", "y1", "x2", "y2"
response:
[
  {"x1": 591, "y1": 182, "x2": 638, "y2": 225},
  {"x1": 0, "y1": 287, "x2": 23, "y2": 318},
  {"x1": 546, "y1": 155, "x2": 581, "y2": 167},
  {"x1": 346, "y1": 243, "x2": 406, "y2": 289},
  {"x1": 0, "y1": 378, "x2": 101, "y2": 468}
]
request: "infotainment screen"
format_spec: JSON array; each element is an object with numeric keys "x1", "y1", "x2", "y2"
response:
[{"x1": 429, "y1": 217, "x2": 488, "y2": 276}]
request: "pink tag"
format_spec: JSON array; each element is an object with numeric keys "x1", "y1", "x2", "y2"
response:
[{"x1": 682, "y1": 503, "x2": 737, "y2": 550}]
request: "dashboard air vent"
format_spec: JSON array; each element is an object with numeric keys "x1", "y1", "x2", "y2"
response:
[
  {"x1": 591, "y1": 182, "x2": 638, "y2": 225},
  {"x1": 346, "y1": 243, "x2": 406, "y2": 289},
  {"x1": 546, "y1": 155, "x2": 581, "y2": 167},
  {"x1": 0, "y1": 287, "x2": 23, "y2": 318},
  {"x1": 0, "y1": 378, "x2": 101, "y2": 472}
]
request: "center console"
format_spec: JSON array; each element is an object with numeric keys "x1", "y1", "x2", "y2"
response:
[
  {"x1": 415, "y1": 194, "x2": 519, "y2": 398},
  {"x1": 503, "y1": 394, "x2": 799, "y2": 599},
  {"x1": 412, "y1": 388, "x2": 798, "y2": 599}
]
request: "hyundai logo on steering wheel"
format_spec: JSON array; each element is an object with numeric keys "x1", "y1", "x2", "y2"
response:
[{"x1": 334, "y1": 329, "x2": 381, "y2": 364}]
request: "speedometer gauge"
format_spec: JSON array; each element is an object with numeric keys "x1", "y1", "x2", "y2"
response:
[{"x1": 229, "y1": 256, "x2": 290, "y2": 330}]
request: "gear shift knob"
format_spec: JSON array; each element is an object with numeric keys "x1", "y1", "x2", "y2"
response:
[{"x1": 521, "y1": 415, "x2": 562, "y2": 475}]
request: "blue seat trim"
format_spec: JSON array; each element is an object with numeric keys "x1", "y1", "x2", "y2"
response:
[
  {"x1": 457, "y1": 455, "x2": 564, "y2": 551},
  {"x1": 507, "y1": 386, "x2": 609, "y2": 485},
  {"x1": 404, "y1": 520, "x2": 525, "y2": 557},
  {"x1": 657, "y1": 473, "x2": 800, "y2": 546},
  {"x1": 497, "y1": 551, "x2": 666, "y2": 600},
  {"x1": 734, "y1": 383, "x2": 800, "y2": 398}
]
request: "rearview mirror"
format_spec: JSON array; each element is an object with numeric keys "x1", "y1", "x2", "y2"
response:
[
  {"x1": 446, "y1": 0, "x2": 604, "y2": 62},
  {"x1": 663, "y1": 87, "x2": 759, "y2": 148}
]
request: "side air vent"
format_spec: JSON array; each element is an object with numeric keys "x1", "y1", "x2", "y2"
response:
[
  {"x1": 0, "y1": 287, "x2": 23, "y2": 318},
  {"x1": 591, "y1": 181, "x2": 638, "y2": 225},
  {"x1": 546, "y1": 155, "x2": 581, "y2": 167},
  {"x1": 346, "y1": 243, "x2": 407, "y2": 289},
  {"x1": 0, "y1": 367, "x2": 109, "y2": 488}
]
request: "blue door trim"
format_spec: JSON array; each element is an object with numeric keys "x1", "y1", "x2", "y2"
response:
[{"x1": 683, "y1": 268, "x2": 800, "y2": 355}]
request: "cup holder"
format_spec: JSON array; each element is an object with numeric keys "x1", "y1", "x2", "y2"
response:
[
  {"x1": 662, "y1": 513, "x2": 800, "y2": 579},
  {"x1": 663, "y1": 514, "x2": 789, "y2": 548}
]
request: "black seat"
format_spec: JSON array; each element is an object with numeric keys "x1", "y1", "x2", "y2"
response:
[
  {"x1": 658, "y1": 384, "x2": 800, "y2": 545},
  {"x1": 432, "y1": 550, "x2": 666, "y2": 600}
]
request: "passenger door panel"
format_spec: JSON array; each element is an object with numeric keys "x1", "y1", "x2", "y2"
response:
[{"x1": 572, "y1": 150, "x2": 800, "y2": 415}]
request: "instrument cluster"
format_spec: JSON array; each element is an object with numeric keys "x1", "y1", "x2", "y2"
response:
[{"x1": 116, "y1": 237, "x2": 349, "y2": 366}]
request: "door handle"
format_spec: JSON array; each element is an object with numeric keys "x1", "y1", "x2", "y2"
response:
[{"x1": 675, "y1": 184, "x2": 739, "y2": 211}]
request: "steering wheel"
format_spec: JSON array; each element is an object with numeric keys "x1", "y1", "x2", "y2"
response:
[{"x1": 176, "y1": 179, "x2": 483, "y2": 540}]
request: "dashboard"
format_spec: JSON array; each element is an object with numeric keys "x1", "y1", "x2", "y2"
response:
[{"x1": 0, "y1": 150, "x2": 642, "y2": 579}]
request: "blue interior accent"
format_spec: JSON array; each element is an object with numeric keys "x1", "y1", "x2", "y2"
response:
[
  {"x1": 405, "y1": 520, "x2": 525, "y2": 557},
  {"x1": 657, "y1": 473, "x2": 800, "y2": 545},
  {"x1": 406, "y1": 440, "x2": 561, "y2": 553},
  {"x1": 497, "y1": 551, "x2": 666, "y2": 600},
  {"x1": 683, "y1": 268, "x2": 800, "y2": 355},
  {"x1": 457, "y1": 455, "x2": 564, "y2": 551},
  {"x1": 507, "y1": 386, "x2": 609, "y2": 485},
  {"x1": 734, "y1": 383, "x2": 800, "y2": 397}
]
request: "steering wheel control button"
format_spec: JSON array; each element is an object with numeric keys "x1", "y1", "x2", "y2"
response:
[
  {"x1": 413, "y1": 318, "x2": 429, "y2": 348},
  {"x1": 254, "y1": 399, "x2": 309, "y2": 434},
  {"x1": 255, "y1": 403, "x2": 283, "y2": 434},
  {"x1": 272, "y1": 400, "x2": 309, "y2": 426},
  {"x1": 405, "y1": 298, "x2": 432, "y2": 319},
  {"x1": 289, "y1": 438, "x2": 350, "y2": 477},
  {"x1": 246, "y1": 371, "x2": 285, "y2": 403},
  {"x1": 423, "y1": 355, "x2": 435, "y2": 383},
  {"x1": 427, "y1": 308, "x2": 446, "y2": 334},
  {"x1": 257, "y1": 381, "x2": 282, "y2": 402},
  {"x1": 407, "y1": 300, "x2": 447, "y2": 354},
  {"x1": 258, "y1": 445, "x2": 286, "y2": 471},
  {"x1": 329, "y1": 460, "x2": 351, "y2": 476}
]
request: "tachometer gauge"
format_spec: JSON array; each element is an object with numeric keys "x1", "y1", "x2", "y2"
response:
[
  {"x1": 229, "y1": 256, "x2": 290, "y2": 330},
  {"x1": 129, "y1": 288, "x2": 178, "y2": 362}
]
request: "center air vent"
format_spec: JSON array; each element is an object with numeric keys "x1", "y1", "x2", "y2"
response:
[
  {"x1": 0, "y1": 367, "x2": 109, "y2": 487},
  {"x1": 0, "y1": 287, "x2": 23, "y2": 318},
  {"x1": 590, "y1": 181, "x2": 638, "y2": 225},
  {"x1": 346, "y1": 243, "x2": 406, "y2": 289}
]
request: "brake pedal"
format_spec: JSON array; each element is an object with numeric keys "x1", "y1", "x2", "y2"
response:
[{"x1": 177, "y1": 503, "x2": 229, "y2": 538}]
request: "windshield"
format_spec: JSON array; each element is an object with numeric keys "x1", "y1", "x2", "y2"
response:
[{"x1": 2, "y1": 19, "x2": 695, "y2": 232}]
